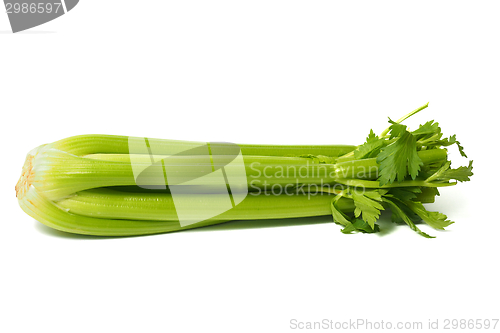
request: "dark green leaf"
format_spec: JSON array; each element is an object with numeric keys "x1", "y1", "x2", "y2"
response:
[
  {"x1": 412, "y1": 120, "x2": 440, "y2": 136},
  {"x1": 405, "y1": 201, "x2": 454, "y2": 230},
  {"x1": 440, "y1": 134, "x2": 467, "y2": 158},
  {"x1": 440, "y1": 160, "x2": 473, "y2": 182},
  {"x1": 382, "y1": 197, "x2": 434, "y2": 238},
  {"x1": 342, "y1": 218, "x2": 380, "y2": 234},
  {"x1": 351, "y1": 190, "x2": 384, "y2": 228},
  {"x1": 384, "y1": 194, "x2": 422, "y2": 224},
  {"x1": 354, "y1": 129, "x2": 385, "y2": 159},
  {"x1": 377, "y1": 131, "x2": 423, "y2": 185},
  {"x1": 387, "y1": 118, "x2": 408, "y2": 139}
]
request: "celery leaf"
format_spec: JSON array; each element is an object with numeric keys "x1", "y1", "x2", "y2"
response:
[
  {"x1": 354, "y1": 129, "x2": 385, "y2": 159},
  {"x1": 382, "y1": 197, "x2": 434, "y2": 238},
  {"x1": 377, "y1": 130, "x2": 423, "y2": 185},
  {"x1": 405, "y1": 201, "x2": 454, "y2": 230},
  {"x1": 412, "y1": 120, "x2": 440, "y2": 136},
  {"x1": 351, "y1": 190, "x2": 384, "y2": 228},
  {"x1": 341, "y1": 218, "x2": 380, "y2": 234},
  {"x1": 330, "y1": 194, "x2": 380, "y2": 234},
  {"x1": 440, "y1": 160, "x2": 473, "y2": 182}
]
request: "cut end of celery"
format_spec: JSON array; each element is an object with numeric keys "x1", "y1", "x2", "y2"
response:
[
  {"x1": 15, "y1": 144, "x2": 49, "y2": 200},
  {"x1": 15, "y1": 154, "x2": 35, "y2": 200}
]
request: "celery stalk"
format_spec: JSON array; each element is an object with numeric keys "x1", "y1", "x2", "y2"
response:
[
  {"x1": 19, "y1": 186, "x2": 354, "y2": 236},
  {"x1": 51, "y1": 134, "x2": 356, "y2": 157},
  {"x1": 16, "y1": 104, "x2": 472, "y2": 237}
]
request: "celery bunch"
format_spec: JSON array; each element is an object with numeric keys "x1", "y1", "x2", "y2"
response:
[{"x1": 16, "y1": 104, "x2": 472, "y2": 237}]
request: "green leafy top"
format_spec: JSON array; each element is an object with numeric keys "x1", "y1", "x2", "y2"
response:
[
  {"x1": 348, "y1": 103, "x2": 472, "y2": 186},
  {"x1": 329, "y1": 186, "x2": 455, "y2": 238},
  {"x1": 331, "y1": 103, "x2": 473, "y2": 237},
  {"x1": 376, "y1": 125, "x2": 423, "y2": 186}
]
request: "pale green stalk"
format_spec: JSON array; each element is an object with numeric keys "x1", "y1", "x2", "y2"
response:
[{"x1": 20, "y1": 186, "x2": 354, "y2": 236}]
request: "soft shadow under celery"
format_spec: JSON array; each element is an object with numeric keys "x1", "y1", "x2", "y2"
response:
[{"x1": 35, "y1": 212, "x2": 402, "y2": 239}]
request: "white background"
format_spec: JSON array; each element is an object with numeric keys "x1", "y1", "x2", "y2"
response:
[{"x1": 1, "y1": 1, "x2": 498, "y2": 332}]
